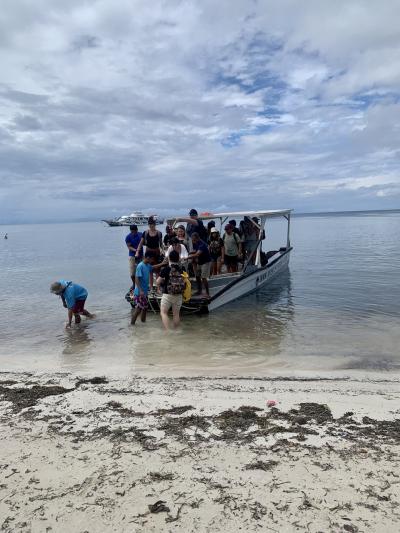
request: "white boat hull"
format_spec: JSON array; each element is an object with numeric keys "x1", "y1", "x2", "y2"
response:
[
  {"x1": 135, "y1": 249, "x2": 291, "y2": 314},
  {"x1": 208, "y1": 249, "x2": 291, "y2": 311}
]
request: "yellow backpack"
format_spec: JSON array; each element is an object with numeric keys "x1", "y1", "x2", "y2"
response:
[{"x1": 182, "y1": 271, "x2": 192, "y2": 303}]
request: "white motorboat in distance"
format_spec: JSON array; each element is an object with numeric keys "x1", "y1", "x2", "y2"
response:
[
  {"x1": 102, "y1": 212, "x2": 164, "y2": 226},
  {"x1": 127, "y1": 209, "x2": 292, "y2": 313}
]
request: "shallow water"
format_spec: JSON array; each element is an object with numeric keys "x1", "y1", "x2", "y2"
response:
[{"x1": 1, "y1": 211, "x2": 400, "y2": 376}]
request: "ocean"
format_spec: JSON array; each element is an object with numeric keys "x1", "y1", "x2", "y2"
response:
[{"x1": 1, "y1": 210, "x2": 399, "y2": 376}]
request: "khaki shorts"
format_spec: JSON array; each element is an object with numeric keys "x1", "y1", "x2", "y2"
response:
[
  {"x1": 196, "y1": 262, "x2": 211, "y2": 279},
  {"x1": 160, "y1": 293, "x2": 183, "y2": 312},
  {"x1": 129, "y1": 256, "x2": 137, "y2": 277}
]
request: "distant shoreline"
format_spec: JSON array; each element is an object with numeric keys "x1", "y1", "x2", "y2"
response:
[{"x1": 1, "y1": 207, "x2": 400, "y2": 225}]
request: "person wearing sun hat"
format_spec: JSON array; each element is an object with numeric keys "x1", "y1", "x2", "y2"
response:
[
  {"x1": 50, "y1": 280, "x2": 94, "y2": 328},
  {"x1": 208, "y1": 227, "x2": 225, "y2": 275}
]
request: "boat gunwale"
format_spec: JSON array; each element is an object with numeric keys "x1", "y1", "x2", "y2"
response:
[
  {"x1": 145, "y1": 246, "x2": 292, "y2": 311},
  {"x1": 208, "y1": 246, "x2": 292, "y2": 302}
]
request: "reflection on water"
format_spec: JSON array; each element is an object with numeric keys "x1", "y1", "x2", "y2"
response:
[
  {"x1": 1, "y1": 213, "x2": 400, "y2": 376},
  {"x1": 61, "y1": 325, "x2": 92, "y2": 356},
  {"x1": 129, "y1": 273, "x2": 294, "y2": 374}
]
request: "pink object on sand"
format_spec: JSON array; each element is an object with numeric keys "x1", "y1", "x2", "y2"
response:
[{"x1": 266, "y1": 400, "x2": 277, "y2": 407}]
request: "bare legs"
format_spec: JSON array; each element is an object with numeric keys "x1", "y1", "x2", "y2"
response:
[
  {"x1": 160, "y1": 308, "x2": 170, "y2": 330},
  {"x1": 131, "y1": 307, "x2": 147, "y2": 325},
  {"x1": 202, "y1": 277, "x2": 210, "y2": 298},
  {"x1": 66, "y1": 307, "x2": 94, "y2": 328},
  {"x1": 75, "y1": 309, "x2": 94, "y2": 322},
  {"x1": 160, "y1": 305, "x2": 181, "y2": 331}
]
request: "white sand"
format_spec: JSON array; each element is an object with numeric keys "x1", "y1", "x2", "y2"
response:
[{"x1": 1, "y1": 373, "x2": 399, "y2": 532}]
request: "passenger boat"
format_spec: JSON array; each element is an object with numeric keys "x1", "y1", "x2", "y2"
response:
[
  {"x1": 102, "y1": 212, "x2": 164, "y2": 226},
  {"x1": 126, "y1": 209, "x2": 292, "y2": 313}
]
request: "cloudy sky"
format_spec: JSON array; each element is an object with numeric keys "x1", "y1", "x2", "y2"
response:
[{"x1": 1, "y1": 0, "x2": 400, "y2": 223}]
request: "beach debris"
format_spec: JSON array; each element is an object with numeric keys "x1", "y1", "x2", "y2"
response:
[
  {"x1": 293, "y1": 403, "x2": 333, "y2": 423},
  {"x1": 249, "y1": 501, "x2": 268, "y2": 520},
  {"x1": 75, "y1": 376, "x2": 108, "y2": 387},
  {"x1": 165, "y1": 502, "x2": 186, "y2": 523},
  {"x1": 343, "y1": 524, "x2": 358, "y2": 533},
  {"x1": 293, "y1": 415, "x2": 308, "y2": 425},
  {"x1": 245, "y1": 460, "x2": 278, "y2": 471},
  {"x1": 149, "y1": 472, "x2": 174, "y2": 482},
  {"x1": 148, "y1": 500, "x2": 170, "y2": 513},
  {"x1": 0, "y1": 384, "x2": 72, "y2": 412},
  {"x1": 155, "y1": 405, "x2": 194, "y2": 416},
  {"x1": 266, "y1": 400, "x2": 277, "y2": 407}
]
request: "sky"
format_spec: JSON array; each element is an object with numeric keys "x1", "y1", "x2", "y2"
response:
[{"x1": 1, "y1": 0, "x2": 400, "y2": 223}]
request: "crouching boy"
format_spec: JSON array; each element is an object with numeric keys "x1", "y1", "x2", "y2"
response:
[
  {"x1": 50, "y1": 280, "x2": 94, "y2": 328},
  {"x1": 156, "y1": 250, "x2": 185, "y2": 330}
]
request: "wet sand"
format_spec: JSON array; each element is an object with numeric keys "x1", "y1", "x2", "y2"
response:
[{"x1": 1, "y1": 372, "x2": 399, "y2": 532}]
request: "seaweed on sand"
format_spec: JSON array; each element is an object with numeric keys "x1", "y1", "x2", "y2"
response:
[{"x1": 0, "y1": 385, "x2": 72, "y2": 412}]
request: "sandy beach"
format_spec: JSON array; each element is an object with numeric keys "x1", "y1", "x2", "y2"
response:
[{"x1": 0, "y1": 372, "x2": 399, "y2": 532}]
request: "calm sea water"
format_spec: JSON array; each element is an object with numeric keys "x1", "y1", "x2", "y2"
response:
[{"x1": 1, "y1": 211, "x2": 400, "y2": 377}]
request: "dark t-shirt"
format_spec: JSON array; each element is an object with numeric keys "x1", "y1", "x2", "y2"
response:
[
  {"x1": 193, "y1": 240, "x2": 211, "y2": 265},
  {"x1": 125, "y1": 232, "x2": 143, "y2": 257},
  {"x1": 143, "y1": 230, "x2": 162, "y2": 248},
  {"x1": 187, "y1": 219, "x2": 206, "y2": 239}
]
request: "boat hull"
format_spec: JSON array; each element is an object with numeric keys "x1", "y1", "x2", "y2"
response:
[
  {"x1": 127, "y1": 248, "x2": 291, "y2": 314},
  {"x1": 208, "y1": 248, "x2": 290, "y2": 311}
]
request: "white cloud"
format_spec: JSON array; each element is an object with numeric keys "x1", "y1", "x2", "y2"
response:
[{"x1": 0, "y1": 0, "x2": 400, "y2": 222}]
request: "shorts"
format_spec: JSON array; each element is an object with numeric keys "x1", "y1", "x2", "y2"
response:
[
  {"x1": 72, "y1": 299, "x2": 86, "y2": 313},
  {"x1": 129, "y1": 256, "x2": 139, "y2": 276},
  {"x1": 224, "y1": 255, "x2": 238, "y2": 266},
  {"x1": 160, "y1": 293, "x2": 183, "y2": 312},
  {"x1": 134, "y1": 294, "x2": 148, "y2": 310},
  {"x1": 196, "y1": 262, "x2": 211, "y2": 279}
]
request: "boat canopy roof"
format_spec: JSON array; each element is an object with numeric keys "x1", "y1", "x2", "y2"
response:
[
  {"x1": 168, "y1": 209, "x2": 292, "y2": 222},
  {"x1": 207, "y1": 209, "x2": 292, "y2": 219}
]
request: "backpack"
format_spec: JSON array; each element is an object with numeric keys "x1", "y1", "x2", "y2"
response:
[
  {"x1": 182, "y1": 271, "x2": 192, "y2": 303},
  {"x1": 167, "y1": 264, "x2": 185, "y2": 295},
  {"x1": 223, "y1": 232, "x2": 240, "y2": 251}
]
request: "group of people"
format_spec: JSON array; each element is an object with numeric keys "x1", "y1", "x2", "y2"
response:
[
  {"x1": 124, "y1": 209, "x2": 262, "y2": 329},
  {"x1": 50, "y1": 209, "x2": 262, "y2": 331}
]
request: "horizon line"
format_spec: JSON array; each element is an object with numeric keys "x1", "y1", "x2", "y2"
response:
[{"x1": 1, "y1": 207, "x2": 400, "y2": 225}]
